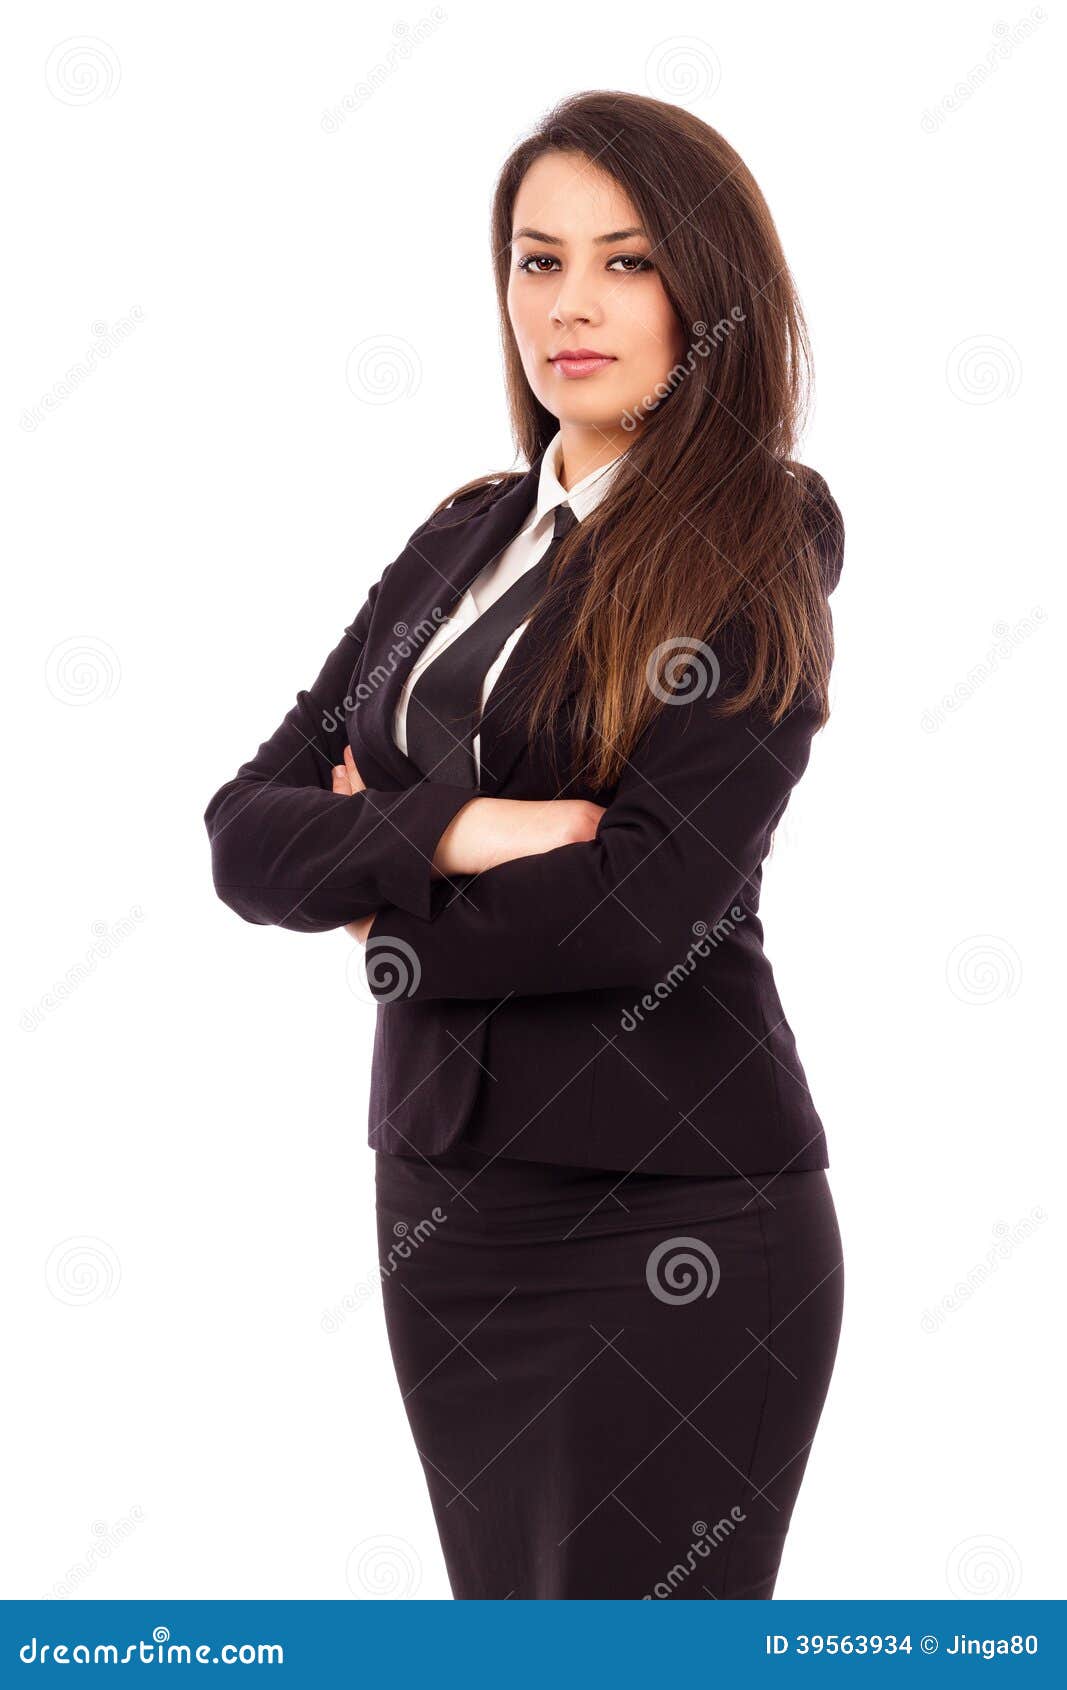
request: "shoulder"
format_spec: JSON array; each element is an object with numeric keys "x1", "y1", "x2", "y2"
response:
[
  {"x1": 787, "y1": 461, "x2": 845, "y2": 595},
  {"x1": 376, "y1": 469, "x2": 526, "y2": 607},
  {"x1": 374, "y1": 470, "x2": 524, "y2": 608},
  {"x1": 417, "y1": 469, "x2": 525, "y2": 535}
]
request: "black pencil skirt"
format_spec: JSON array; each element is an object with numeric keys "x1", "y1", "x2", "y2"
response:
[{"x1": 374, "y1": 1140, "x2": 844, "y2": 1600}]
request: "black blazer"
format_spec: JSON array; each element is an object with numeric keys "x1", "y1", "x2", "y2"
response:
[{"x1": 204, "y1": 447, "x2": 844, "y2": 1177}]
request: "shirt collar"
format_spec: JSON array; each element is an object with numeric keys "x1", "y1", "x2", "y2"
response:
[{"x1": 532, "y1": 429, "x2": 626, "y2": 528}]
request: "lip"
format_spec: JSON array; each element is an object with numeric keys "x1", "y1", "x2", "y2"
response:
[
  {"x1": 550, "y1": 348, "x2": 613, "y2": 361},
  {"x1": 549, "y1": 350, "x2": 616, "y2": 379}
]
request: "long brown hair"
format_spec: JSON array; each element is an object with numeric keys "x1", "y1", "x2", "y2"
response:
[{"x1": 434, "y1": 89, "x2": 843, "y2": 792}]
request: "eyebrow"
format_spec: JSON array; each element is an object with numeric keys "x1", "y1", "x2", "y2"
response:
[{"x1": 511, "y1": 226, "x2": 647, "y2": 245}]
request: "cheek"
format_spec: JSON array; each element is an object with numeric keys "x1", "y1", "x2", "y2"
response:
[
  {"x1": 646, "y1": 282, "x2": 684, "y2": 341},
  {"x1": 507, "y1": 304, "x2": 536, "y2": 374},
  {"x1": 507, "y1": 295, "x2": 547, "y2": 393},
  {"x1": 506, "y1": 279, "x2": 533, "y2": 339},
  {"x1": 628, "y1": 298, "x2": 684, "y2": 372}
]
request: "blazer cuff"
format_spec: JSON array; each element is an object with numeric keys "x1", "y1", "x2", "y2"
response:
[{"x1": 361, "y1": 781, "x2": 475, "y2": 919}]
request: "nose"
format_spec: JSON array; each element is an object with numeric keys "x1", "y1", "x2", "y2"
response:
[{"x1": 549, "y1": 265, "x2": 605, "y2": 329}]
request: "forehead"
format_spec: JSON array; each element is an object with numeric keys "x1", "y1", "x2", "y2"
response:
[{"x1": 511, "y1": 151, "x2": 639, "y2": 240}]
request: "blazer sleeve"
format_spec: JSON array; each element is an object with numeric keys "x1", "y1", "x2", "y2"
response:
[
  {"x1": 203, "y1": 547, "x2": 476, "y2": 935},
  {"x1": 361, "y1": 657, "x2": 827, "y2": 1000}
]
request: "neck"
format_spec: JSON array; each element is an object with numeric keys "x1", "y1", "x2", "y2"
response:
[{"x1": 555, "y1": 421, "x2": 629, "y2": 491}]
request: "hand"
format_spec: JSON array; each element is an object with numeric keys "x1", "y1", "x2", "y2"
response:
[
  {"x1": 433, "y1": 796, "x2": 607, "y2": 877},
  {"x1": 331, "y1": 746, "x2": 376, "y2": 943},
  {"x1": 332, "y1": 743, "x2": 365, "y2": 798}
]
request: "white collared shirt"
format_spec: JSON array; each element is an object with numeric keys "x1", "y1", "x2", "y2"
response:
[{"x1": 393, "y1": 430, "x2": 625, "y2": 782}]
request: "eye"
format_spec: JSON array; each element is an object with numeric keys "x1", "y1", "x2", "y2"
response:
[
  {"x1": 607, "y1": 253, "x2": 654, "y2": 273},
  {"x1": 516, "y1": 253, "x2": 560, "y2": 274},
  {"x1": 514, "y1": 252, "x2": 655, "y2": 275}
]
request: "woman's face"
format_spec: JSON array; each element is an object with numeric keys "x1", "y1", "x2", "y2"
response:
[{"x1": 507, "y1": 150, "x2": 687, "y2": 450}]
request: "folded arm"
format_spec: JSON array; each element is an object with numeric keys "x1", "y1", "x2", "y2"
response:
[
  {"x1": 203, "y1": 560, "x2": 475, "y2": 934},
  {"x1": 362, "y1": 665, "x2": 826, "y2": 999}
]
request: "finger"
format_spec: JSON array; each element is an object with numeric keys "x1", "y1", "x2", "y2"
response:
[
  {"x1": 344, "y1": 743, "x2": 366, "y2": 791},
  {"x1": 331, "y1": 764, "x2": 350, "y2": 795}
]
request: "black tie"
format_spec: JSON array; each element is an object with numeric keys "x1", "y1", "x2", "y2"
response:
[{"x1": 405, "y1": 501, "x2": 579, "y2": 787}]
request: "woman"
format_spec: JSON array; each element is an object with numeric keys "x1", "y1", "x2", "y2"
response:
[{"x1": 204, "y1": 90, "x2": 846, "y2": 1600}]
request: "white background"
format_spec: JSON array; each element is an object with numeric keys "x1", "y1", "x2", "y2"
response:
[{"x1": 4, "y1": 0, "x2": 1062, "y2": 1602}]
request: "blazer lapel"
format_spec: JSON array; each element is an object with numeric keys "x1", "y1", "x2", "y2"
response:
[{"x1": 348, "y1": 452, "x2": 544, "y2": 786}]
